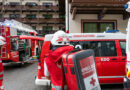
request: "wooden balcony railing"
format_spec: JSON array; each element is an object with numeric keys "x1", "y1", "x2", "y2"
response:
[
  {"x1": 69, "y1": 0, "x2": 129, "y2": 19},
  {"x1": 13, "y1": 18, "x2": 65, "y2": 24},
  {"x1": 71, "y1": 0, "x2": 129, "y2": 4},
  {"x1": 0, "y1": 5, "x2": 59, "y2": 12}
]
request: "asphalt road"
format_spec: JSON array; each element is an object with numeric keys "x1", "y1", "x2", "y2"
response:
[
  {"x1": 2, "y1": 62, "x2": 124, "y2": 90},
  {"x1": 3, "y1": 62, "x2": 50, "y2": 90}
]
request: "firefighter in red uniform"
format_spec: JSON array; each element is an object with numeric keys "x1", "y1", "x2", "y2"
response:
[
  {"x1": 0, "y1": 36, "x2": 6, "y2": 90},
  {"x1": 44, "y1": 31, "x2": 74, "y2": 90}
]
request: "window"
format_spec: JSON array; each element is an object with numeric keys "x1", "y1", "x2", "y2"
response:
[
  {"x1": 70, "y1": 41, "x2": 117, "y2": 57},
  {"x1": 10, "y1": 14, "x2": 20, "y2": 19},
  {"x1": 59, "y1": 15, "x2": 65, "y2": 19},
  {"x1": 120, "y1": 41, "x2": 126, "y2": 56},
  {"x1": 9, "y1": 2, "x2": 20, "y2": 6},
  {"x1": 82, "y1": 21, "x2": 116, "y2": 33},
  {"x1": 32, "y1": 26, "x2": 36, "y2": 30},
  {"x1": 10, "y1": 14, "x2": 15, "y2": 19},
  {"x1": 83, "y1": 23, "x2": 97, "y2": 33},
  {"x1": 0, "y1": 14, "x2": 2, "y2": 18},
  {"x1": 43, "y1": 3, "x2": 52, "y2": 7},
  {"x1": 0, "y1": 2, "x2": 3, "y2": 5},
  {"x1": 11, "y1": 37, "x2": 19, "y2": 51},
  {"x1": 43, "y1": 14, "x2": 52, "y2": 19},
  {"x1": 17, "y1": 31, "x2": 22, "y2": 35},
  {"x1": 43, "y1": 26, "x2": 52, "y2": 31},
  {"x1": 59, "y1": 26, "x2": 65, "y2": 30},
  {"x1": 26, "y1": 14, "x2": 36, "y2": 19},
  {"x1": 25, "y1": 2, "x2": 37, "y2": 6}
]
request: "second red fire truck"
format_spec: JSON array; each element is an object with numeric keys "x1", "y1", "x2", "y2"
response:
[{"x1": 0, "y1": 19, "x2": 43, "y2": 64}]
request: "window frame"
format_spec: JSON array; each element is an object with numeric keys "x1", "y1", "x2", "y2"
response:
[
  {"x1": 0, "y1": 2, "x2": 2, "y2": 5},
  {"x1": 81, "y1": 19, "x2": 117, "y2": 33},
  {"x1": 70, "y1": 40, "x2": 117, "y2": 57},
  {"x1": 42, "y1": 26, "x2": 53, "y2": 31},
  {"x1": 25, "y1": 2, "x2": 38, "y2": 6},
  {"x1": 9, "y1": 2, "x2": 20, "y2": 6},
  {"x1": 0, "y1": 14, "x2": 2, "y2": 18},
  {"x1": 32, "y1": 26, "x2": 36, "y2": 30},
  {"x1": 9, "y1": 14, "x2": 20, "y2": 19},
  {"x1": 42, "y1": 3, "x2": 53, "y2": 7},
  {"x1": 119, "y1": 40, "x2": 126, "y2": 56},
  {"x1": 26, "y1": 14, "x2": 36, "y2": 19},
  {"x1": 43, "y1": 14, "x2": 53, "y2": 19},
  {"x1": 59, "y1": 14, "x2": 65, "y2": 19}
]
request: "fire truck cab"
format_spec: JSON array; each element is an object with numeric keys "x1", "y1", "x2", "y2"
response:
[{"x1": 35, "y1": 32, "x2": 126, "y2": 85}]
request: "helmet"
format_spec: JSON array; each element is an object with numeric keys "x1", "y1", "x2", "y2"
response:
[
  {"x1": 0, "y1": 36, "x2": 6, "y2": 45},
  {"x1": 51, "y1": 30, "x2": 70, "y2": 45}
]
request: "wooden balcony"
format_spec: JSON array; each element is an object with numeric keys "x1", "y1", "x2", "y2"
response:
[
  {"x1": 0, "y1": 5, "x2": 21, "y2": 11},
  {"x1": 71, "y1": 0, "x2": 128, "y2": 6},
  {"x1": 0, "y1": 18, "x2": 65, "y2": 24},
  {"x1": 0, "y1": 5, "x2": 59, "y2": 12},
  {"x1": 15, "y1": 18, "x2": 65, "y2": 24},
  {"x1": 70, "y1": 0, "x2": 129, "y2": 19}
]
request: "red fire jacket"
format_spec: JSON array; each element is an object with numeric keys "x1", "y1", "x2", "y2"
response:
[
  {"x1": 0, "y1": 58, "x2": 3, "y2": 90},
  {"x1": 45, "y1": 46, "x2": 74, "y2": 90}
]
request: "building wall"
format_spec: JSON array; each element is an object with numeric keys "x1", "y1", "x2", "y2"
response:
[
  {"x1": 0, "y1": 0, "x2": 61, "y2": 35},
  {"x1": 69, "y1": 6, "x2": 128, "y2": 33},
  {"x1": 0, "y1": 0, "x2": 64, "y2": 35},
  {"x1": 4, "y1": 12, "x2": 60, "y2": 30}
]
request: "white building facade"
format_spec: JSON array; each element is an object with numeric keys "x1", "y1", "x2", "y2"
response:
[{"x1": 68, "y1": 0, "x2": 128, "y2": 33}]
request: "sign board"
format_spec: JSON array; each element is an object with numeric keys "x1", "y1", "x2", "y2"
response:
[{"x1": 73, "y1": 50, "x2": 101, "y2": 90}]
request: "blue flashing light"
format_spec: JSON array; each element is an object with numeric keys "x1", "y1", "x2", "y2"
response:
[
  {"x1": 124, "y1": 4, "x2": 128, "y2": 9},
  {"x1": 105, "y1": 30, "x2": 120, "y2": 33},
  {"x1": 3, "y1": 21, "x2": 15, "y2": 27}
]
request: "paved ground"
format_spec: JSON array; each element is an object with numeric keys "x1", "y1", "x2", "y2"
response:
[
  {"x1": 3, "y1": 62, "x2": 50, "y2": 90},
  {"x1": 2, "y1": 62, "x2": 124, "y2": 90}
]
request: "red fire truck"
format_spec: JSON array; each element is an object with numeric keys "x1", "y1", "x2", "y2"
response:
[
  {"x1": 0, "y1": 19, "x2": 42, "y2": 64},
  {"x1": 35, "y1": 32, "x2": 126, "y2": 85}
]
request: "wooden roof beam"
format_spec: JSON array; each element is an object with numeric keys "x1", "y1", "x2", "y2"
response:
[
  {"x1": 72, "y1": 7, "x2": 77, "y2": 20},
  {"x1": 98, "y1": 8, "x2": 107, "y2": 20},
  {"x1": 70, "y1": 7, "x2": 124, "y2": 13},
  {"x1": 69, "y1": 0, "x2": 72, "y2": 3}
]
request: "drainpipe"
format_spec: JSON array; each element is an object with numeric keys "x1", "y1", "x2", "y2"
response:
[{"x1": 65, "y1": 0, "x2": 69, "y2": 33}]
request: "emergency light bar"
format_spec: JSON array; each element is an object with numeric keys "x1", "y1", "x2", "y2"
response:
[
  {"x1": 125, "y1": 2, "x2": 130, "y2": 12},
  {"x1": 1, "y1": 19, "x2": 37, "y2": 34},
  {"x1": 105, "y1": 30, "x2": 120, "y2": 33}
]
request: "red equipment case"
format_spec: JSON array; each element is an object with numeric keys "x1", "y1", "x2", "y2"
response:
[{"x1": 62, "y1": 49, "x2": 101, "y2": 90}]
